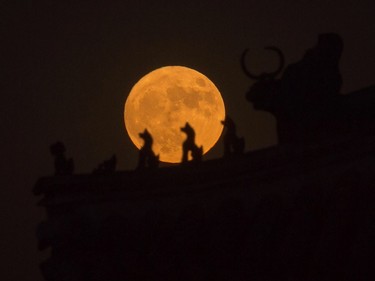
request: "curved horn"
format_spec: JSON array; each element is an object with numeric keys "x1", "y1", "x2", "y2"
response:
[
  {"x1": 241, "y1": 49, "x2": 262, "y2": 80},
  {"x1": 264, "y1": 46, "x2": 285, "y2": 77}
]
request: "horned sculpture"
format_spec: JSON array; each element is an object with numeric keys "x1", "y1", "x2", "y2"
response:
[
  {"x1": 241, "y1": 46, "x2": 284, "y2": 112},
  {"x1": 242, "y1": 33, "x2": 349, "y2": 145}
]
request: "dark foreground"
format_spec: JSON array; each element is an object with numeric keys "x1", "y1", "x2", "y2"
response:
[{"x1": 34, "y1": 136, "x2": 375, "y2": 281}]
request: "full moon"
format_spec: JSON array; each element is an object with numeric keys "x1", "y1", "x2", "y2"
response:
[{"x1": 124, "y1": 66, "x2": 225, "y2": 163}]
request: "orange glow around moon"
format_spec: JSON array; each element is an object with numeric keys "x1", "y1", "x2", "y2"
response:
[{"x1": 124, "y1": 66, "x2": 226, "y2": 163}]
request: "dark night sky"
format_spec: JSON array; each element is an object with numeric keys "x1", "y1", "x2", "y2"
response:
[{"x1": 2, "y1": 1, "x2": 374, "y2": 280}]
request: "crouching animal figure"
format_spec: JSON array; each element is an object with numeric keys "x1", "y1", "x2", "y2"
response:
[
  {"x1": 138, "y1": 129, "x2": 159, "y2": 169},
  {"x1": 181, "y1": 122, "x2": 203, "y2": 163},
  {"x1": 93, "y1": 154, "x2": 117, "y2": 174},
  {"x1": 50, "y1": 142, "x2": 74, "y2": 175},
  {"x1": 221, "y1": 116, "x2": 245, "y2": 157}
]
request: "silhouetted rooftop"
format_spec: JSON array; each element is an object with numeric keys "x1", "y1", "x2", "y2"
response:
[{"x1": 34, "y1": 133, "x2": 375, "y2": 203}]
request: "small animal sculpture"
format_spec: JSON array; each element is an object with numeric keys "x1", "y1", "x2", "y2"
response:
[
  {"x1": 50, "y1": 141, "x2": 74, "y2": 175},
  {"x1": 181, "y1": 122, "x2": 203, "y2": 163},
  {"x1": 93, "y1": 154, "x2": 117, "y2": 174},
  {"x1": 138, "y1": 129, "x2": 159, "y2": 169},
  {"x1": 221, "y1": 116, "x2": 245, "y2": 157}
]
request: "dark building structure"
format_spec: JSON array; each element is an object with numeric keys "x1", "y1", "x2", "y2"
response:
[
  {"x1": 34, "y1": 131, "x2": 375, "y2": 281},
  {"x1": 34, "y1": 35, "x2": 375, "y2": 280}
]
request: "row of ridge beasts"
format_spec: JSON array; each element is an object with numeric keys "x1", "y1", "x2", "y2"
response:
[{"x1": 50, "y1": 116, "x2": 244, "y2": 174}]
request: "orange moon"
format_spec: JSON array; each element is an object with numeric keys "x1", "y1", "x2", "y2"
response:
[{"x1": 124, "y1": 66, "x2": 225, "y2": 163}]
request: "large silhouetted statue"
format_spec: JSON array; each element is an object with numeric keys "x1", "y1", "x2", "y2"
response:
[
  {"x1": 242, "y1": 33, "x2": 352, "y2": 144},
  {"x1": 221, "y1": 116, "x2": 245, "y2": 157},
  {"x1": 181, "y1": 122, "x2": 203, "y2": 163},
  {"x1": 50, "y1": 142, "x2": 74, "y2": 175},
  {"x1": 137, "y1": 129, "x2": 159, "y2": 169},
  {"x1": 93, "y1": 154, "x2": 117, "y2": 174}
]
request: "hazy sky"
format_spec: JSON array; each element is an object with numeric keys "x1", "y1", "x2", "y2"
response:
[{"x1": 2, "y1": 1, "x2": 374, "y2": 280}]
